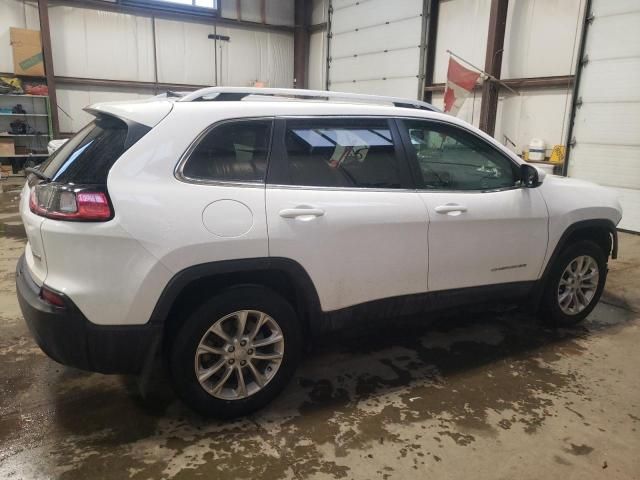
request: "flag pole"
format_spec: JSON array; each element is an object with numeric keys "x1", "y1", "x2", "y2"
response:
[{"x1": 446, "y1": 49, "x2": 520, "y2": 96}]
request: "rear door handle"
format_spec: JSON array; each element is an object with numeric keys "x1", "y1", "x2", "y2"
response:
[
  {"x1": 279, "y1": 207, "x2": 325, "y2": 219},
  {"x1": 434, "y1": 204, "x2": 467, "y2": 215}
]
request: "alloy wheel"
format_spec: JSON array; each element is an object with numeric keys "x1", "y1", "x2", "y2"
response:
[
  {"x1": 194, "y1": 310, "x2": 285, "y2": 400},
  {"x1": 557, "y1": 255, "x2": 599, "y2": 315}
]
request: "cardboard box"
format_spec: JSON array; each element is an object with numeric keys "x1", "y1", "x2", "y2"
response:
[
  {"x1": 0, "y1": 138, "x2": 16, "y2": 156},
  {"x1": 10, "y1": 28, "x2": 45, "y2": 77}
]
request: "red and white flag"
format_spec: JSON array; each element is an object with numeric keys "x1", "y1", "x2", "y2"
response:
[{"x1": 443, "y1": 57, "x2": 480, "y2": 115}]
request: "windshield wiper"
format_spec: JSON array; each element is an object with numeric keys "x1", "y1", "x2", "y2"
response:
[{"x1": 25, "y1": 167, "x2": 52, "y2": 183}]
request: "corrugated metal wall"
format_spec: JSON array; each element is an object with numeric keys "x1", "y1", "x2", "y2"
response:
[
  {"x1": 327, "y1": 0, "x2": 424, "y2": 97},
  {"x1": 568, "y1": 0, "x2": 640, "y2": 231},
  {"x1": 310, "y1": 0, "x2": 585, "y2": 159},
  {"x1": 1, "y1": 0, "x2": 294, "y2": 133},
  {"x1": 433, "y1": 0, "x2": 583, "y2": 157},
  {"x1": 0, "y1": 0, "x2": 40, "y2": 73}
]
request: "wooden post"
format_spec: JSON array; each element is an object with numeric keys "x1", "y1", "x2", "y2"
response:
[
  {"x1": 478, "y1": 0, "x2": 508, "y2": 135},
  {"x1": 38, "y1": 0, "x2": 60, "y2": 137}
]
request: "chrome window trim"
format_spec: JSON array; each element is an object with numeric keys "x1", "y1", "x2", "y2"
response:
[
  {"x1": 265, "y1": 184, "x2": 417, "y2": 193},
  {"x1": 174, "y1": 113, "x2": 523, "y2": 194},
  {"x1": 174, "y1": 116, "x2": 275, "y2": 187}
]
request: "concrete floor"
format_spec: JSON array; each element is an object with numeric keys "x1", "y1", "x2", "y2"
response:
[{"x1": 1, "y1": 179, "x2": 639, "y2": 480}]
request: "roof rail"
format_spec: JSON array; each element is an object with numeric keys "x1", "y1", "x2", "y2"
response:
[{"x1": 178, "y1": 87, "x2": 440, "y2": 112}]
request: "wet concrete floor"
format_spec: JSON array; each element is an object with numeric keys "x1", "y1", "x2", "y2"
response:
[{"x1": 0, "y1": 179, "x2": 639, "y2": 479}]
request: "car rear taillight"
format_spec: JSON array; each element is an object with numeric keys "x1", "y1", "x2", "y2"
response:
[{"x1": 29, "y1": 184, "x2": 112, "y2": 221}]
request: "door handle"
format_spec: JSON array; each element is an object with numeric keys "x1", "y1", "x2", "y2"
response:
[
  {"x1": 434, "y1": 204, "x2": 468, "y2": 215},
  {"x1": 279, "y1": 207, "x2": 325, "y2": 219}
]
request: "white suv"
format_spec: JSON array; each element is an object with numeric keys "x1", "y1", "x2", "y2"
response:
[{"x1": 16, "y1": 87, "x2": 622, "y2": 417}]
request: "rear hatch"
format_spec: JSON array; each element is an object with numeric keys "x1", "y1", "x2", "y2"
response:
[{"x1": 20, "y1": 100, "x2": 171, "y2": 285}]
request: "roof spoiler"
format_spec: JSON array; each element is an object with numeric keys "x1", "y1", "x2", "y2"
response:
[{"x1": 84, "y1": 99, "x2": 174, "y2": 128}]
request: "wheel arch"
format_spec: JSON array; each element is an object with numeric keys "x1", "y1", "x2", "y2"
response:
[
  {"x1": 530, "y1": 219, "x2": 617, "y2": 308},
  {"x1": 148, "y1": 258, "x2": 322, "y2": 352},
  {"x1": 544, "y1": 219, "x2": 617, "y2": 277}
]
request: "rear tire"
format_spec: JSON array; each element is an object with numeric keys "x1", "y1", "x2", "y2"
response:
[
  {"x1": 539, "y1": 240, "x2": 607, "y2": 327},
  {"x1": 169, "y1": 285, "x2": 302, "y2": 418}
]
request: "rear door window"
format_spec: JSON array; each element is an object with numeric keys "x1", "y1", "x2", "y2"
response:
[
  {"x1": 40, "y1": 115, "x2": 148, "y2": 184},
  {"x1": 277, "y1": 118, "x2": 410, "y2": 189}
]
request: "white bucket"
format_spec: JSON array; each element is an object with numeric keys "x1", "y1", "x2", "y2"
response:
[{"x1": 529, "y1": 138, "x2": 546, "y2": 161}]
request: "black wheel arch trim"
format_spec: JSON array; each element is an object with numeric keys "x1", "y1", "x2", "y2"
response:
[
  {"x1": 544, "y1": 219, "x2": 618, "y2": 276},
  {"x1": 529, "y1": 218, "x2": 618, "y2": 307},
  {"x1": 148, "y1": 257, "x2": 323, "y2": 333}
]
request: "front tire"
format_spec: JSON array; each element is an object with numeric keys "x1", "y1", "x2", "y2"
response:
[
  {"x1": 169, "y1": 285, "x2": 302, "y2": 418},
  {"x1": 540, "y1": 240, "x2": 607, "y2": 326}
]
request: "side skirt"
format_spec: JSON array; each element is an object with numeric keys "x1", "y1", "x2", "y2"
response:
[{"x1": 317, "y1": 281, "x2": 536, "y2": 334}]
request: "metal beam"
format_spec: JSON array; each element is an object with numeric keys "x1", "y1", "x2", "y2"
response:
[
  {"x1": 38, "y1": 0, "x2": 60, "y2": 137},
  {"x1": 260, "y1": 0, "x2": 266, "y2": 24},
  {"x1": 563, "y1": 0, "x2": 592, "y2": 177},
  {"x1": 309, "y1": 22, "x2": 327, "y2": 33},
  {"x1": 55, "y1": 76, "x2": 205, "y2": 92},
  {"x1": 478, "y1": 0, "x2": 509, "y2": 135},
  {"x1": 424, "y1": 75, "x2": 575, "y2": 92},
  {"x1": 294, "y1": 0, "x2": 311, "y2": 88},
  {"x1": 48, "y1": 0, "x2": 295, "y2": 32},
  {"x1": 422, "y1": 0, "x2": 439, "y2": 103}
]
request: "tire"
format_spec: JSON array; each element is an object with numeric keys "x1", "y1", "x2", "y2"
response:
[
  {"x1": 540, "y1": 240, "x2": 607, "y2": 327},
  {"x1": 169, "y1": 285, "x2": 302, "y2": 418}
]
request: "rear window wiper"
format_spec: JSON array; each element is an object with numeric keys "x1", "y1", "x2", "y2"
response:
[{"x1": 25, "y1": 167, "x2": 52, "y2": 183}]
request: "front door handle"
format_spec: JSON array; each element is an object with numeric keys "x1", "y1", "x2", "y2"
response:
[
  {"x1": 434, "y1": 204, "x2": 468, "y2": 215},
  {"x1": 279, "y1": 207, "x2": 325, "y2": 219}
]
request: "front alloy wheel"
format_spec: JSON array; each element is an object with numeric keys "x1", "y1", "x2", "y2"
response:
[
  {"x1": 540, "y1": 240, "x2": 607, "y2": 327},
  {"x1": 557, "y1": 255, "x2": 600, "y2": 315},
  {"x1": 195, "y1": 310, "x2": 285, "y2": 400}
]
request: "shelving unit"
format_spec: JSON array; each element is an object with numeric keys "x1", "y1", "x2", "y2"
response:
[
  {"x1": 0, "y1": 92, "x2": 52, "y2": 175},
  {"x1": 1, "y1": 153, "x2": 48, "y2": 157},
  {"x1": 0, "y1": 113, "x2": 49, "y2": 117},
  {"x1": 0, "y1": 133, "x2": 50, "y2": 136}
]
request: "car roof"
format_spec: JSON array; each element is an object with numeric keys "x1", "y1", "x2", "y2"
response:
[
  {"x1": 84, "y1": 88, "x2": 521, "y2": 166},
  {"x1": 86, "y1": 86, "x2": 443, "y2": 128}
]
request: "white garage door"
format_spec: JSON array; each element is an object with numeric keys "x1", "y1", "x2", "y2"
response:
[
  {"x1": 327, "y1": 0, "x2": 424, "y2": 98},
  {"x1": 568, "y1": 0, "x2": 640, "y2": 232}
]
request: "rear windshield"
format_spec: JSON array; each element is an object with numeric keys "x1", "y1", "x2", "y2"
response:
[{"x1": 40, "y1": 115, "x2": 149, "y2": 184}]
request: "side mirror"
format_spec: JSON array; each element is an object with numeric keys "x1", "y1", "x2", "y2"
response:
[{"x1": 521, "y1": 164, "x2": 543, "y2": 188}]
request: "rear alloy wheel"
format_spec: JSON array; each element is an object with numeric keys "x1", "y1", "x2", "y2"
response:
[
  {"x1": 194, "y1": 310, "x2": 285, "y2": 400},
  {"x1": 540, "y1": 240, "x2": 607, "y2": 326},
  {"x1": 170, "y1": 286, "x2": 301, "y2": 418}
]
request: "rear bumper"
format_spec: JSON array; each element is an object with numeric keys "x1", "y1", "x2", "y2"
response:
[{"x1": 16, "y1": 254, "x2": 160, "y2": 374}]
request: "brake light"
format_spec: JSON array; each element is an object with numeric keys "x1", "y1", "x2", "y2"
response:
[
  {"x1": 40, "y1": 286, "x2": 66, "y2": 308},
  {"x1": 29, "y1": 184, "x2": 112, "y2": 221}
]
